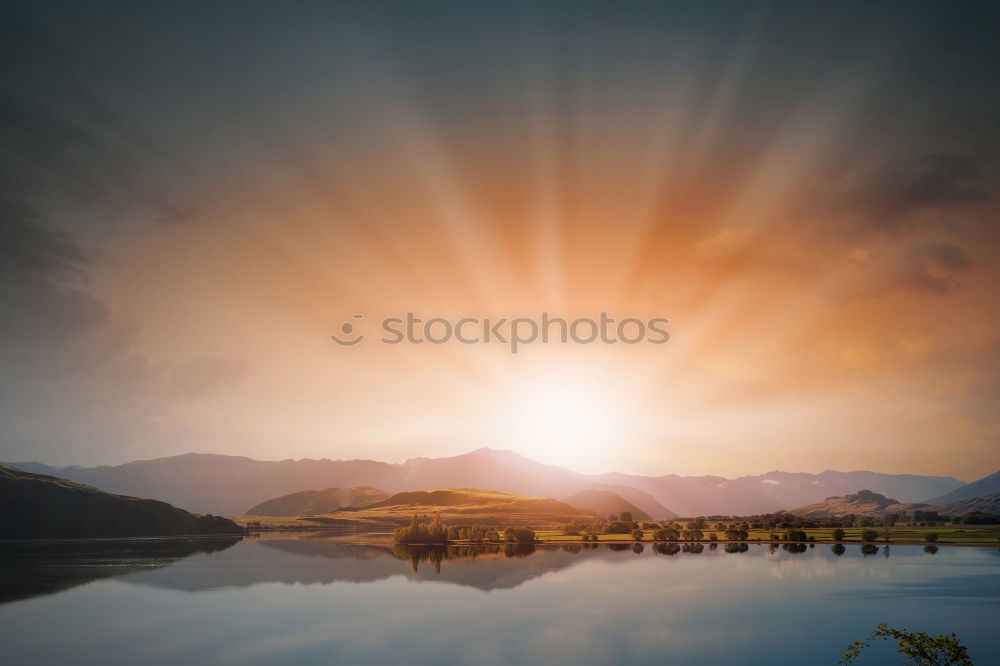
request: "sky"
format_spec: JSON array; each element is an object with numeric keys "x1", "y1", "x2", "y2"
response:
[{"x1": 1, "y1": 1, "x2": 999, "y2": 480}]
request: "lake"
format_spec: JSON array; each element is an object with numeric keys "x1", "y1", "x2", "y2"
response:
[{"x1": 1, "y1": 534, "x2": 997, "y2": 665}]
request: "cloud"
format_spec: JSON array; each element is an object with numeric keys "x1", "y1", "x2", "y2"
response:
[
  {"x1": 0, "y1": 202, "x2": 90, "y2": 283},
  {"x1": 166, "y1": 356, "x2": 248, "y2": 399},
  {"x1": 835, "y1": 153, "x2": 991, "y2": 232},
  {"x1": 0, "y1": 86, "x2": 208, "y2": 463},
  {"x1": 891, "y1": 241, "x2": 972, "y2": 294}
]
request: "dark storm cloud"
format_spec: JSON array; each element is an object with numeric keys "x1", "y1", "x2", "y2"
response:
[
  {"x1": 0, "y1": 78, "x2": 196, "y2": 227},
  {"x1": 839, "y1": 154, "x2": 991, "y2": 227},
  {"x1": 0, "y1": 81, "x2": 216, "y2": 463},
  {"x1": 0, "y1": 204, "x2": 90, "y2": 283}
]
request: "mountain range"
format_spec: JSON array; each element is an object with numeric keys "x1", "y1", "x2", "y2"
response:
[
  {"x1": 6, "y1": 448, "x2": 985, "y2": 518},
  {"x1": 925, "y1": 470, "x2": 1000, "y2": 505},
  {"x1": 790, "y1": 488, "x2": 1000, "y2": 518}
]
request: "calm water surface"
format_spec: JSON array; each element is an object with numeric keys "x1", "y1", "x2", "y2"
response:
[{"x1": 1, "y1": 534, "x2": 997, "y2": 665}]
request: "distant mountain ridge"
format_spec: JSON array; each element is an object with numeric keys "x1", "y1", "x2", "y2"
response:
[
  {"x1": 3, "y1": 449, "x2": 979, "y2": 518},
  {"x1": 733, "y1": 470, "x2": 963, "y2": 508},
  {"x1": 790, "y1": 487, "x2": 1000, "y2": 518},
  {"x1": 926, "y1": 470, "x2": 1000, "y2": 505}
]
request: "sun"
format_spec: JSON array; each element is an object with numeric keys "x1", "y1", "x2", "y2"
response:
[{"x1": 493, "y1": 363, "x2": 633, "y2": 471}]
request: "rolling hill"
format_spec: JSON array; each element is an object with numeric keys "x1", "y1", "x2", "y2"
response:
[
  {"x1": 239, "y1": 487, "x2": 588, "y2": 530},
  {"x1": 927, "y1": 493, "x2": 1000, "y2": 517},
  {"x1": 789, "y1": 490, "x2": 906, "y2": 517},
  {"x1": 563, "y1": 489, "x2": 654, "y2": 520},
  {"x1": 0, "y1": 464, "x2": 244, "y2": 539},
  {"x1": 364, "y1": 488, "x2": 584, "y2": 515},
  {"x1": 246, "y1": 486, "x2": 389, "y2": 516}
]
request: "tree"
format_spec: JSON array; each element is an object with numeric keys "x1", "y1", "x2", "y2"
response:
[
  {"x1": 653, "y1": 527, "x2": 679, "y2": 541},
  {"x1": 503, "y1": 526, "x2": 536, "y2": 543},
  {"x1": 924, "y1": 532, "x2": 939, "y2": 543},
  {"x1": 393, "y1": 515, "x2": 449, "y2": 544},
  {"x1": 605, "y1": 520, "x2": 635, "y2": 534},
  {"x1": 631, "y1": 529, "x2": 644, "y2": 541},
  {"x1": 861, "y1": 529, "x2": 879, "y2": 542},
  {"x1": 832, "y1": 528, "x2": 846, "y2": 541},
  {"x1": 841, "y1": 623, "x2": 972, "y2": 665}
]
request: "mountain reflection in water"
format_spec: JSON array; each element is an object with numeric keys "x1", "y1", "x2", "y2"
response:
[
  {"x1": 1, "y1": 533, "x2": 998, "y2": 666},
  {"x1": 3, "y1": 531, "x2": 989, "y2": 603}
]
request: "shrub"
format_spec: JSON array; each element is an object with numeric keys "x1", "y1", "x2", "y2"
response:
[
  {"x1": 605, "y1": 520, "x2": 636, "y2": 534},
  {"x1": 504, "y1": 526, "x2": 536, "y2": 543},
  {"x1": 631, "y1": 529, "x2": 644, "y2": 541},
  {"x1": 652, "y1": 527, "x2": 679, "y2": 541},
  {"x1": 841, "y1": 623, "x2": 971, "y2": 665},
  {"x1": 925, "y1": 532, "x2": 939, "y2": 543},
  {"x1": 393, "y1": 515, "x2": 449, "y2": 544}
]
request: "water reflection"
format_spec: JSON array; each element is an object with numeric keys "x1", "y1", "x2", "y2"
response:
[
  {"x1": 0, "y1": 534, "x2": 989, "y2": 604},
  {"x1": 0, "y1": 535, "x2": 996, "y2": 666},
  {"x1": 0, "y1": 536, "x2": 240, "y2": 604}
]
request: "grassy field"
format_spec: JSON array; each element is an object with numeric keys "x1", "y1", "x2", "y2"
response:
[{"x1": 534, "y1": 525, "x2": 1000, "y2": 545}]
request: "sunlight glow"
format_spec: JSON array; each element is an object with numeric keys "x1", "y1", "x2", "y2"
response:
[{"x1": 495, "y1": 365, "x2": 634, "y2": 470}]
